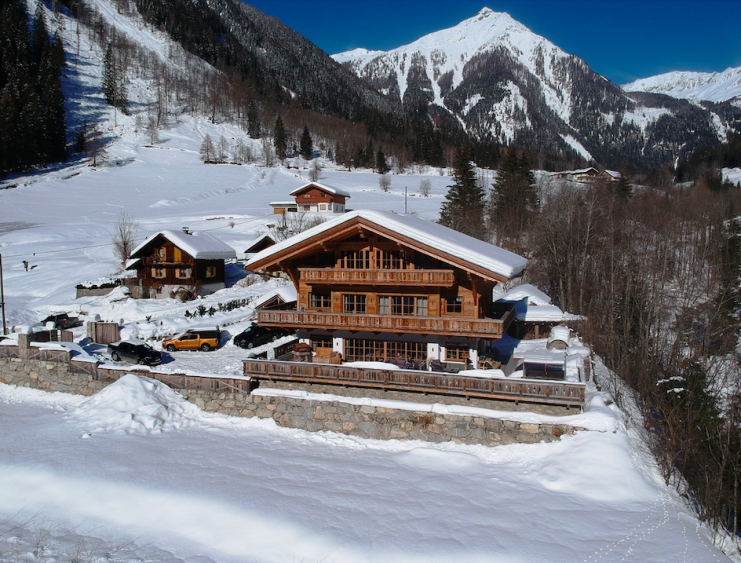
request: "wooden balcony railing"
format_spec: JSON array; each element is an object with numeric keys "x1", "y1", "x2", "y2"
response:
[
  {"x1": 243, "y1": 359, "x2": 585, "y2": 407},
  {"x1": 299, "y1": 268, "x2": 456, "y2": 286},
  {"x1": 257, "y1": 304, "x2": 515, "y2": 339},
  {"x1": 142, "y1": 256, "x2": 192, "y2": 266}
]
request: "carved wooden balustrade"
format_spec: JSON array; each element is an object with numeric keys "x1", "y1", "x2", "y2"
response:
[
  {"x1": 243, "y1": 359, "x2": 585, "y2": 407},
  {"x1": 299, "y1": 268, "x2": 456, "y2": 286}
]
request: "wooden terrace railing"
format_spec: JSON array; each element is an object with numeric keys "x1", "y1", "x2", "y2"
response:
[
  {"x1": 257, "y1": 304, "x2": 515, "y2": 339},
  {"x1": 299, "y1": 268, "x2": 456, "y2": 286},
  {"x1": 243, "y1": 359, "x2": 585, "y2": 407}
]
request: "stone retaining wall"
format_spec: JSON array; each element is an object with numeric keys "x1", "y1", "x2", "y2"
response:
[{"x1": 0, "y1": 354, "x2": 585, "y2": 447}]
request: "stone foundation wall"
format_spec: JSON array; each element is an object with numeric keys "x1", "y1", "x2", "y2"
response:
[{"x1": 0, "y1": 356, "x2": 584, "y2": 447}]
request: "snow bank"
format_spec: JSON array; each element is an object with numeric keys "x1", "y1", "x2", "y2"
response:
[{"x1": 71, "y1": 374, "x2": 200, "y2": 436}]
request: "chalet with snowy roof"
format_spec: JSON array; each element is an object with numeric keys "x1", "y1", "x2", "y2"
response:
[
  {"x1": 126, "y1": 229, "x2": 236, "y2": 298},
  {"x1": 270, "y1": 182, "x2": 350, "y2": 215},
  {"x1": 246, "y1": 210, "x2": 527, "y2": 370},
  {"x1": 551, "y1": 168, "x2": 620, "y2": 184}
]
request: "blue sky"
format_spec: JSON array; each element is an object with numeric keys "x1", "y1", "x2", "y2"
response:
[{"x1": 245, "y1": 0, "x2": 741, "y2": 84}]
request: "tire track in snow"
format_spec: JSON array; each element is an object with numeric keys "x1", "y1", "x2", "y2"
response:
[{"x1": 150, "y1": 169, "x2": 264, "y2": 208}]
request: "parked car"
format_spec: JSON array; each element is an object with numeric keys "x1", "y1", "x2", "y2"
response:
[
  {"x1": 163, "y1": 326, "x2": 220, "y2": 352},
  {"x1": 234, "y1": 324, "x2": 291, "y2": 349},
  {"x1": 108, "y1": 340, "x2": 162, "y2": 366},
  {"x1": 40, "y1": 313, "x2": 79, "y2": 330}
]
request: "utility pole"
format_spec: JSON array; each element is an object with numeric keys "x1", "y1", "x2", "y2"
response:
[
  {"x1": 404, "y1": 186, "x2": 408, "y2": 214},
  {"x1": 0, "y1": 254, "x2": 6, "y2": 335}
]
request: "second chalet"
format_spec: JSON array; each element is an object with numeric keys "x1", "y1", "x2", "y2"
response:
[
  {"x1": 270, "y1": 182, "x2": 351, "y2": 215},
  {"x1": 126, "y1": 229, "x2": 236, "y2": 298},
  {"x1": 246, "y1": 210, "x2": 527, "y2": 370}
]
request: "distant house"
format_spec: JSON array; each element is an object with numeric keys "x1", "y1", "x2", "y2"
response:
[
  {"x1": 551, "y1": 168, "x2": 619, "y2": 183},
  {"x1": 270, "y1": 182, "x2": 350, "y2": 214},
  {"x1": 126, "y1": 229, "x2": 236, "y2": 298}
]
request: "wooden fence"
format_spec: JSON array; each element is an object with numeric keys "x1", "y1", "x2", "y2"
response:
[{"x1": 243, "y1": 359, "x2": 585, "y2": 407}]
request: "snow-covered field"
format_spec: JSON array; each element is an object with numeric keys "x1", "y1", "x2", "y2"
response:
[{"x1": 0, "y1": 374, "x2": 730, "y2": 563}]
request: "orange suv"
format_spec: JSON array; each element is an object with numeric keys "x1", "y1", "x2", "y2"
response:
[{"x1": 164, "y1": 326, "x2": 220, "y2": 352}]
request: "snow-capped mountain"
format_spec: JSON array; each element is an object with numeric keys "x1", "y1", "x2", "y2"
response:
[
  {"x1": 334, "y1": 7, "x2": 741, "y2": 168},
  {"x1": 623, "y1": 67, "x2": 741, "y2": 103}
]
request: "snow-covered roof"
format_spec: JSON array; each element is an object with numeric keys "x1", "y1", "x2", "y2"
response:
[
  {"x1": 269, "y1": 201, "x2": 298, "y2": 206},
  {"x1": 603, "y1": 170, "x2": 621, "y2": 178},
  {"x1": 244, "y1": 234, "x2": 275, "y2": 253},
  {"x1": 253, "y1": 286, "x2": 298, "y2": 309},
  {"x1": 550, "y1": 167, "x2": 598, "y2": 176},
  {"x1": 516, "y1": 304, "x2": 565, "y2": 322},
  {"x1": 289, "y1": 182, "x2": 351, "y2": 198},
  {"x1": 130, "y1": 230, "x2": 236, "y2": 261},
  {"x1": 496, "y1": 284, "x2": 551, "y2": 306},
  {"x1": 247, "y1": 210, "x2": 527, "y2": 280}
]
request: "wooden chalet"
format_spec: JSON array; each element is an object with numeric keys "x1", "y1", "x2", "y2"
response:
[
  {"x1": 246, "y1": 210, "x2": 527, "y2": 369},
  {"x1": 244, "y1": 234, "x2": 276, "y2": 254},
  {"x1": 126, "y1": 229, "x2": 236, "y2": 298},
  {"x1": 270, "y1": 182, "x2": 350, "y2": 214}
]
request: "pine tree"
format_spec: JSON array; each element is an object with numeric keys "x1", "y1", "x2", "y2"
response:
[
  {"x1": 102, "y1": 45, "x2": 115, "y2": 106},
  {"x1": 247, "y1": 101, "x2": 260, "y2": 139},
  {"x1": 490, "y1": 147, "x2": 538, "y2": 243},
  {"x1": 102, "y1": 44, "x2": 127, "y2": 115},
  {"x1": 439, "y1": 145, "x2": 486, "y2": 239},
  {"x1": 615, "y1": 174, "x2": 632, "y2": 201},
  {"x1": 299, "y1": 125, "x2": 312, "y2": 160},
  {"x1": 375, "y1": 147, "x2": 388, "y2": 174},
  {"x1": 273, "y1": 115, "x2": 287, "y2": 160}
]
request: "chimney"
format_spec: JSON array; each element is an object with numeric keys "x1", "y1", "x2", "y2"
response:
[{"x1": 182, "y1": 227, "x2": 191, "y2": 235}]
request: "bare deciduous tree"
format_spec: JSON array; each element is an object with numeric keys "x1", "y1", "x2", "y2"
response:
[
  {"x1": 269, "y1": 211, "x2": 326, "y2": 241},
  {"x1": 308, "y1": 160, "x2": 322, "y2": 182},
  {"x1": 262, "y1": 138, "x2": 275, "y2": 167},
  {"x1": 199, "y1": 134, "x2": 215, "y2": 163},
  {"x1": 145, "y1": 117, "x2": 159, "y2": 145},
  {"x1": 379, "y1": 174, "x2": 391, "y2": 192},
  {"x1": 419, "y1": 179, "x2": 431, "y2": 197},
  {"x1": 112, "y1": 210, "x2": 139, "y2": 270}
]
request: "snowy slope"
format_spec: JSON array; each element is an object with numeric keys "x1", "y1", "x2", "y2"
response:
[
  {"x1": 623, "y1": 67, "x2": 741, "y2": 103},
  {"x1": 0, "y1": 376, "x2": 733, "y2": 563}
]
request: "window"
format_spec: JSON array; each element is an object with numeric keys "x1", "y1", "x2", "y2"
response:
[
  {"x1": 340, "y1": 250, "x2": 369, "y2": 269},
  {"x1": 153, "y1": 268, "x2": 165, "y2": 279},
  {"x1": 205, "y1": 266, "x2": 216, "y2": 278},
  {"x1": 379, "y1": 296, "x2": 427, "y2": 316},
  {"x1": 310, "y1": 293, "x2": 331, "y2": 309},
  {"x1": 446, "y1": 295, "x2": 463, "y2": 314},
  {"x1": 319, "y1": 204, "x2": 327, "y2": 211},
  {"x1": 343, "y1": 294, "x2": 366, "y2": 314},
  {"x1": 344, "y1": 339, "x2": 426, "y2": 362},
  {"x1": 445, "y1": 342, "x2": 469, "y2": 362},
  {"x1": 176, "y1": 268, "x2": 189, "y2": 279},
  {"x1": 311, "y1": 335, "x2": 333, "y2": 351},
  {"x1": 379, "y1": 250, "x2": 406, "y2": 269},
  {"x1": 156, "y1": 247, "x2": 166, "y2": 260},
  {"x1": 378, "y1": 296, "x2": 389, "y2": 315}
]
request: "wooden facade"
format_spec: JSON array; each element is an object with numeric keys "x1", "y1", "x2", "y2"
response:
[
  {"x1": 127, "y1": 233, "x2": 231, "y2": 298},
  {"x1": 272, "y1": 182, "x2": 350, "y2": 214},
  {"x1": 248, "y1": 213, "x2": 526, "y2": 368}
]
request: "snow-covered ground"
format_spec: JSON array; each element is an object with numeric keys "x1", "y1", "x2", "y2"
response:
[{"x1": 0, "y1": 375, "x2": 732, "y2": 563}]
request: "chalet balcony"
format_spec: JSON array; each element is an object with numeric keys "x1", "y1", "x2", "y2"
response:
[
  {"x1": 257, "y1": 303, "x2": 516, "y2": 339},
  {"x1": 143, "y1": 256, "x2": 190, "y2": 266},
  {"x1": 299, "y1": 268, "x2": 456, "y2": 286}
]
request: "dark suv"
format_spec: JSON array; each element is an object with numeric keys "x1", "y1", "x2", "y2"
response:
[
  {"x1": 41, "y1": 313, "x2": 79, "y2": 329},
  {"x1": 108, "y1": 340, "x2": 162, "y2": 366},
  {"x1": 234, "y1": 324, "x2": 291, "y2": 349}
]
